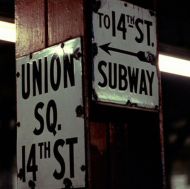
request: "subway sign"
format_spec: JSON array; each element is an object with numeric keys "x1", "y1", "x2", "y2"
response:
[
  {"x1": 16, "y1": 38, "x2": 86, "y2": 189},
  {"x1": 92, "y1": 0, "x2": 159, "y2": 109}
]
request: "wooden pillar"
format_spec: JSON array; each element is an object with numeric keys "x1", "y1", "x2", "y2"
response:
[{"x1": 16, "y1": 0, "x2": 165, "y2": 189}]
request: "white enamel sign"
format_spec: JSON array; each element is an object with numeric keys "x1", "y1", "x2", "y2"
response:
[
  {"x1": 92, "y1": 0, "x2": 159, "y2": 109},
  {"x1": 17, "y1": 38, "x2": 86, "y2": 189}
]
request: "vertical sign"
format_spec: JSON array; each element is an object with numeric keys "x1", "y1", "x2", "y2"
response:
[
  {"x1": 16, "y1": 38, "x2": 86, "y2": 189},
  {"x1": 92, "y1": 0, "x2": 159, "y2": 109}
]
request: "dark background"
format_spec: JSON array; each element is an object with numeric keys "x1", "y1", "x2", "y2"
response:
[{"x1": 0, "y1": 1, "x2": 15, "y2": 188}]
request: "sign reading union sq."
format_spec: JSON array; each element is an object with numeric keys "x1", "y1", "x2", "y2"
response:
[
  {"x1": 92, "y1": 0, "x2": 159, "y2": 109},
  {"x1": 16, "y1": 38, "x2": 86, "y2": 189}
]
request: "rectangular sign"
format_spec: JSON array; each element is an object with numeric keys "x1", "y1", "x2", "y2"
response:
[
  {"x1": 16, "y1": 38, "x2": 86, "y2": 189},
  {"x1": 92, "y1": 0, "x2": 159, "y2": 109}
]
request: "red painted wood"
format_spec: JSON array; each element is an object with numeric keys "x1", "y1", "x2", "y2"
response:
[
  {"x1": 48, "y1": 0, "x2": 84, "y2": 46},
  {"x1": 16, "y1": 0, "x2": 45, "y2": 58},
  {"x1": 90, "y1": 121, "x2": 108, "y2": 189}
]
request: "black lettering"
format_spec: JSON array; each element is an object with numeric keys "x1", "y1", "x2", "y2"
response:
[
  {"x1": 44, "y1": 57, "x2": 48, "y2": 93},
  {"x1": 117, "y1": 13, "x2": 127, "y2": 40},
  {"x1": 34, "y1": 102, "x2": 44, "y2": 135},
  {"x1": 21, "y1": 146, "x2": 26, "y2": 182},
  {"x1": 27, "y1": 144, "x2": 38, "y2": 181},
  {"x1": 50, "y1": 54, "x2": 61, "y2": 91},
  {"x1": 119, "y1": 64, "x2": 127, "y2": 90},
  {"x1": 66, "y1": 137, "x2": 78, "y2": 178},
  {"x1": 135, "y1": 18, "x2": 144, "y2": 43},
  {"x1": 46, "y1": 100, "x2": 57, "y2": 136},
  {"x1": 144, "y1": 20, "x2": 152, "y2": 46},
  {"x1": 98, "y1": 60, "x2": 107, "y2": 87},
  {"x1": 97, "y1": 12, "x2": 104, "y2": 28},
  {"x1": 53, "y1": 139, "x2": 65, "y2": 180},
  {"x1": 146, "y1": 71, "x2": 154, "y2": 96},
  {"x1": 109, "y1": 62, "x2": 117, "y2": 89},
  {"x1": 22, "y1": 63, "x2": 30, "y2": 99},
  {"x1": 45, "y1": 142, "x2": 51, "y2": 158},
  {"x1": 126, "y1": 15, "x2": 130, "y2": 23},
  {"x1": 38, "y1": 142, "x2": 51, "y2": 159},
  {"x1": 38, "y1": 142, "x2": 44, "y2": 159},
  {"x1": 63, "y1": 55, "x2": 75, "y2": 88},
  {"x1": 33, "y1": 59, "x2": 42, "y2": 96},
  {"x1": 130, "y1": 16, "x2": 135, "y2": 25},
  {"x1": 139, "y1": 70, "x2": 148, "y2": 95},
  {"x1": 128, "y1": 67, "x2": 139, "y2": 93},
  {"x1": 104, "y1": 14, "x2": 110, "y2": 29},
  {"x1": 112, "y1": 11, "x2": 116, "y2": 37}
]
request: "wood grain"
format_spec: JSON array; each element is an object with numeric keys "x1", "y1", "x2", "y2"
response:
[
  {"x1": 16, "y1": 0, "x2": 45, "y2": 57},
  {"x1": 48, "y1": 0, "x2": 84, "y2": 46}
]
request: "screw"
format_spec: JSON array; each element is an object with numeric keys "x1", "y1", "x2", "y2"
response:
[
  {"x1": 126, "y1": 100, "x2": 132, "y2": 106},
  {"x1": 155, "y1": 105, "x2": 159, "y2": 110},
  {"x1": 61, "y1": 42, "x2": 64, "y2": 48},
  {"x1": 73, "y1": 48, "x2": 82, "y2": 60},
  {"x1": 28, "y1": 180, "x2": 36, "y2": 189},
  {"x1": 16, "y1": 72, "x2": 20, "y2": 78},
  {"x1": 63, "y1": 178, "x2": 72, "y2": 189},
  {"x1": 16, "y1": 122, "x2": 20, "y2": 127},
  {"x1": 92, "y1": 43, "x2": 98, "y2": 57},
  {"x1": 76, "y1": 105, "x2": 84, "y2": 117},
  {"x1": 149, "y1": 10, "x2": 155, "y2": 16},
  {"x1": 81, "y1": 165, "x2": 86, "y2": 171},
  {"x1": 93, "y1": 0, "x2": 101, "y2": 13},
  {"x1": 29, "y1": 53, "x2": 33, "y2": 59}
]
